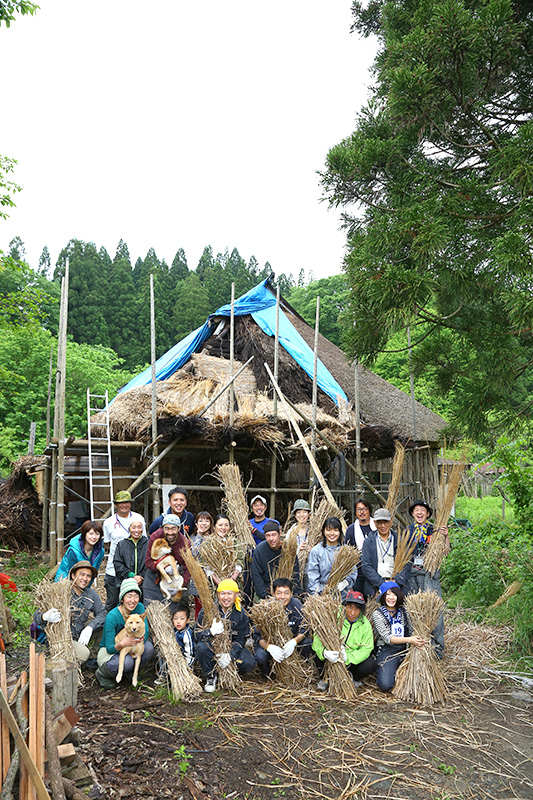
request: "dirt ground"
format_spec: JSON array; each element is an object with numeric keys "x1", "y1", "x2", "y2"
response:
[{"x1": 70, "y1": 640, "x2": 533, "y2": 800}]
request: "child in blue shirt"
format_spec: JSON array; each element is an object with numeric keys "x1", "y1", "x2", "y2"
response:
[{"x1": 155, "y1": 604, "x2": 194, "y2": 683}]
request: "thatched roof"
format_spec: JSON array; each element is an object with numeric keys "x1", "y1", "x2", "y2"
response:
[
  {"x1": 96, "y1": 282, "x2": 446, "y2": 455},
  {"x1": 288, "y1": 312, "x2": 447, "y2": 443}
]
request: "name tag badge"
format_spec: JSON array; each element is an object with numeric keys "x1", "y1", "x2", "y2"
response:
[
  {"x1": 392, "y1": 623, "x2": 404, "y2": 637},
  {"x1": 414, "y1": 556, "x2": 424, "y2": 567}
]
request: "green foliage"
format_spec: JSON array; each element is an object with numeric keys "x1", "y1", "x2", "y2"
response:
[
  {"x1": 321, "y1": 0, "x2": 533, "y2": 444},
  {"x1": 3, "y1": 557, "x2": 46, "y2": 646},
  {"x1": 287, "y1": 275, "x2": 350, "y2": 350},
  {"x1": 492, "y1": 437, "x2": 533, "y2": 533},
  {"x1": 0, "y1": 155, "x2": 21, "y2": 218},
  {"x1": 455, "y1": 495, "x2": 515, "y2": 527},
  {"x1": 0, "y1": 1, "x2": 39, "y2": 27},
  {"x1": 173, "y1": 745, "x2": 192, "y2": 777}
]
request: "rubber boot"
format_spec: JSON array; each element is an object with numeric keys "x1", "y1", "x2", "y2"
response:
[{"x1": 96, "y1": 662, "x2": 116, "y2": 689}]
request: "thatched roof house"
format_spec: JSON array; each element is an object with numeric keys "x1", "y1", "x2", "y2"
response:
[{"x1": 88, "y1": 279, "x2": 447, "y2": 519}]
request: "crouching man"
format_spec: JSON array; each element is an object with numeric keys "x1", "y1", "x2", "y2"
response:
[
  {"x1": 253, "y1": 577, "x2": 312, "y2": 678},
  {"x1": 195, "y1": 579, "x2": 255, "y2": 693},
  {"x1": 33, "y1": 560, "x2": 106, "y2": 665}
]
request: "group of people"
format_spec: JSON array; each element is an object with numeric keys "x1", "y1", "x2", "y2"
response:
[{"x1": 34, "y1": 486, "x2": 448, "y2": 695}]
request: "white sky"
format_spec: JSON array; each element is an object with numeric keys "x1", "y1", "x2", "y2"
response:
[{"x1": 0, "y1": 1, "x2": 375, "y2": 280}]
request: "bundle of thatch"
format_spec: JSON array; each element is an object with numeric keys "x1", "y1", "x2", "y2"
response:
[
  {"x1": 146, "y1": 602, "x2": 202, "y2": 701},
  {"x1": 303, "y1": 593, "x2": 358, "y2": 700},
  {"x1": 275, "y1": 530, "x2": 299, "y2": 583},
  {"x1": 424, "y1": 457, "x2": 465, "y2": 576},
  {"x1": 249, "y1": 597, "x2": 312, "y2": 686},
  {"x1": 392, "y1": 527, "x2": 417, "y2": 577},
  {"x1": 181, "y1": 547, "x2": 241, "y2": 690},
  {"x1": 299, "y1": 498, "x2": 344, "y2": 573},
  {"x1": 386, "y1": 440, "x2": 406, "y2": 515},
  {"x1": 35, "y1": 578, "x2": 80, "y2": 680},
  {"x1": 324, "y1": 545, "x2": 360, "y2": 592},
  {"x1": 200, "y1": 535, "x2": 240, "y2": 582},
  {"x1": 0, "y1": 456, "x2": 45, "y2": 551},
  {"x1": 214, "y1": 463, "x2": 256, "y2": 552},
  {"x1": 392, "y1": 590, "x2": 446, "y2": 705}
]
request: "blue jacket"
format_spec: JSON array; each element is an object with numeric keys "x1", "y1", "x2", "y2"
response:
[{"x1": 55, "y1": 534, "x2": 104, "y2": 583}]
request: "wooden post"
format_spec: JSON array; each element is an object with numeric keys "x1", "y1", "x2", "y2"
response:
[
  {"x1": 269, "y1": 287, "x2": 281, "y2": 518},
  {"x1": 0, "y1": 585, "x2": 12, "y2": 646},
  {"x1": 46, "y1": 342, "x2": 53, "y2": 447},
  {"x1": 150, "y1": 274, "x2": 160, "y2": 520},
  {"x1": 229, "y1": 283, "x2": 235, "y2": 465},
  {"x1": 40, "y1": 459, "x2": 51, "y2": 551},
  {"x1": 0, "y1": 653, "x2": 9, "y2": 782},
  {"x1": 407, "y1": 325, "x2": 421, "y2": 496},
  {"x1": 0, "y1": 686, "x2": 50, "y2": 800},
  {"x1": 46, "y1": 658, "x2": 78, "y2": 716},
  {"x1": 56, "y1": 263, "x2": 69, "y2": 563},
  {"x1": 309, "y1": 295, "x2": 319, "y2": 488},
  {"x1": 27, "y1": 422, "x2": 36, "y2": 455},
  {"x1": 19, "y1": 670, "x2": 28, "y2": 799}
]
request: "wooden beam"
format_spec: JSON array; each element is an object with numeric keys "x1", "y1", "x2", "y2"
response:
[{"x1": 0, "y1": 688, "x2": 51, "y2": 800}]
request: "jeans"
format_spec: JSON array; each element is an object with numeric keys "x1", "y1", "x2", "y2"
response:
[
  {"x1": 102, "y1": 640, "x2": 155, "y2": 676},
  {"x1": 376, "y1": 643, "x2": 406, "y2": 691}
]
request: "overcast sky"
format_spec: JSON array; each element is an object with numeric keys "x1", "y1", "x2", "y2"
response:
[{"x1": 0, "y1": 1, "x2": 376, "y2": 280}]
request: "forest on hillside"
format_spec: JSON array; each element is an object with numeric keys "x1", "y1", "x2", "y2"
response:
[{"x1": 0, "y1": 235, "x2": 452, "y2": 474}]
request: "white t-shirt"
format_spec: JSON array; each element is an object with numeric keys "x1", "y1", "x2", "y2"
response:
[{"x1": 103, "y1": 511, "x2": 146, "y2": 576}]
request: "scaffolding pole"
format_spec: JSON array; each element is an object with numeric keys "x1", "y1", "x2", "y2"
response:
[
  {"x1": 269, "y1": 286, "x2": 281, "y2": 518},
  {"x1": 150, "y1": 274, "x2": 160, "y2": 520}
]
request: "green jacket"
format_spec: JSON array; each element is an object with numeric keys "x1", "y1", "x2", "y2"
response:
[{"x1": 312, "y1": 613, "x2": 374, "y2": 666}]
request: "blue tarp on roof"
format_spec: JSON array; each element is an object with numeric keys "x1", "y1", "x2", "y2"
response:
[{"x1": 115, "y1": 280, "x2": 347, "y2": 405}]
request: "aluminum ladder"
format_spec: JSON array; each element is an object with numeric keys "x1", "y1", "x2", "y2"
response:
[{"x1": 87, "y1": 389, "x2": 114, "y2": 520}]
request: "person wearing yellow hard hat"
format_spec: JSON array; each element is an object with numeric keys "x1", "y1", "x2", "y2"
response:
[{"x1": 194, "y1": 579, "x2": 255, "y2": 693}]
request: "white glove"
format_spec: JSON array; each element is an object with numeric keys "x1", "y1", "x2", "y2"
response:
[
  {"x1": 216, "y1": 652, "x2": 231, "y2": 669},
  {"x1": 341, "y1": 645, "x2": 347, "y2": 663},
  {"x1": 165, "y1": 564, "x2": 174, "y2": 575},
  {"x1": 168, "y1": 586, "x2": 179, "y2": 596},
  {"x1": 282, "y1": 638, "x2": 297, "y2": 658},
  {"x1": 43, "y1": 609, "x2": 61, "y2": 624},
  {"x1": 210, "y1": 619, "x2": 225, "y2": 636},
  {"x1": 337, "y1": 580, "x2": 349, "y2": 591},
  {"x1": 77, "y1": 626, "x2": 93, "y2": 648},
  {"x1": 266, "y1": 644, "x2": 285, "y2": 663},
  {"x1": 323, "y1": 649, "x2": 340, "y2": 663},
  {"x1": 234, "y1": 564, "x2": 243, "y2": 574}
]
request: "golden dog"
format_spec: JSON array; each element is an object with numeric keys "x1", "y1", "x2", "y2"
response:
[
  {"x1": 150, "y1": 537, "x2": 184, "y2": 601},
  {"x1": 114, "y1": 611, "x2": 147, "y2": 687}
]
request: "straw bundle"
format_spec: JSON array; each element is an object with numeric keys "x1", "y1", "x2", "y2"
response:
[
  {"x1": 386, "y1": 441, "x2": 406, "y2": 514},
  {"x1": 214, "y1": 464, "x2": 256, "y2": 551},
  {"x1": 365, "y1": 593, "x2": 379, "y2": 633},
  {"x1": 303, "y1": 594, "x2": 358, "y2": 700},
  {"x1": 392, "y1": 590, "x2": 446, "y2": 705},
  {"x1": 392, "y1": 527, "x2": 417, "y2": 576},
  {"x1": 275, "y1": 530, "x2": 299, "y2": 582},
  {"x1": 146, "y1": 602, "x2": 202, "y2": 701},
  {"x1": 35, "y1": 578, "x2": 80, "y2": 679},
  {"x1": 200, "y1": 535, "x2": 240, "y2": 582},
  {"x1": 424, "y1": 456, "x2": 465, "y2": 576},
  {"x1": 249, "y1": 598, "x2": 312, "y2": 686},
  {"x1": 325, "y1": 545, "x2": 360, "y2": 592},
  {"x1": 180, "y1": 547, "x2": 241, "y2": 690}
]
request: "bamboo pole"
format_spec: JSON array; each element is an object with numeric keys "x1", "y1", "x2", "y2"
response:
[
  {"x1": 264, "y1": 362, "x2": 338, "y2": 509},
  {"x1": 269, "y1": 286, "x2": 280, "y2": 517},
  {"x1": 150, "y1": 274, "x2": 160, "y2": 520},
  {"x1": 229, "y1": 283, "x2": 235, "y2": 465},
  {"x1": 353, "y1": 360, "x2": 362, "y2": 484},
  {"x1": 276, "y1": 390, "x2": 409, "y2": 528},
  {"x1": 46, "y1": 343, "x2": 53, "y2": 447},
  {"x1": 56, "y1": 262, "x2": 69, "y2": 563},
  {"x1": 40, "y1": 459, "x2": 50, "y2": 551},
  {"x1": 310, "y1": 296, "x2": 319, "y2": 488}
]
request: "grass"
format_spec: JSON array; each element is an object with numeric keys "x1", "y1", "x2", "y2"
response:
[{"x1": 455, "y1": 495, "x2": 515, "y2": 526}]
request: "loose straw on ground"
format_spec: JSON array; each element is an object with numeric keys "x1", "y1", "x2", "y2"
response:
[
  {"x1": 392, "y1": 590, "x2": 446, "y2": 705},
  {"x1": 249, "y1": 598, "x2": 313, "y2": 686},
  {"x1": 424, "y1": 455, "x2": 465, "y2": 576},
  {"x1": 386, "y1": 440, "x2": 406, "y2": 515},
  {"x1": 146, "y1": 602, "x2": 202, "y2": 701},
  {"x1": 214, "y1": 463, "x2": 256, "y2": 552},
  {"x1": 303, "y1": 593, "x2": 358, "y2": 700},
  {"x1": 325, "y1": 545, "x2": 360, "y2": 592},
  {"x1": 181, "y1": 547, "x2": 241, "y2": 690},
  {"x1": 35, "y1": 578, "x2": 77, "y2": 669}
]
